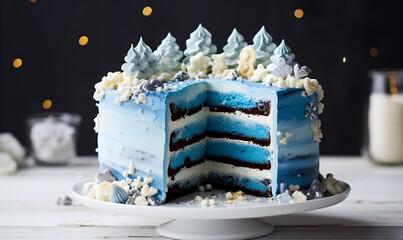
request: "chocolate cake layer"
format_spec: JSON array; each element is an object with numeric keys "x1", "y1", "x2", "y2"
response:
[
  {"x1": 170, "y1": 131, "x2": 271, "y2": 152},
  {"x1": 209, "y1": 174, "x2": 272, "y2": 198},
  {"x1": 170, "y1": 103, "x2": 205, "y2": 121},
  {"x1": 209, "y1": 101, "x2": 271, "y2": 116},
  {"x1": 206, "y1": 155, "x2": 271, "y2": 170},
  {"x1": 170, "y1": 101, "x2": 271, "y2": 121},
  {"x1": 168, "y1": 156, "x2": 205, "y2": 179},
  {"x1": 166, "y1": 177, "x2": 207, "y2": 202}
]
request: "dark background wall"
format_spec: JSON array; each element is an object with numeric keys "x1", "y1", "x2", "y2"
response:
[{"x1": 1, "y1": 0, "x2": 403, "y2": 155}]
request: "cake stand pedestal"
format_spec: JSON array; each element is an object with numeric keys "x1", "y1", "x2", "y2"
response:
[
  {"x1": 73, "y1": 181, "x2": 350, "y2": 240},
  {"x1": 157, "y1": 219, "x2": 273, "y2": 240}
]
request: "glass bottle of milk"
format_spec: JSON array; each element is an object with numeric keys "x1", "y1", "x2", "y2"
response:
[{"x1": 367, "y1": 70, "x2": 403, "y2": 164}]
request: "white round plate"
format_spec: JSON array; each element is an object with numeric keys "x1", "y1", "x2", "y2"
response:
[{"x1": 72, "y1": 180, "x2": 350, "y2": 239}]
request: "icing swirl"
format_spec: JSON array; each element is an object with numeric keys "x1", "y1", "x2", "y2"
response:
[
  {"x1": 252, "y1": 26, "x2": 277, "y2": 67},
  {"x1": 183, "y1": 24, "x2": 217, "y2": 63},
  {"x1": 267, "y1": 39, "x2": 295, "y2": 72},
  {"x1": 223, "y1": 28, "x2": 247, "y2": 68},
  {"x1": 154, "y1": 33, "x2": 183, "y2": 73},
  {"x1": 121, "y1": 38, "x2": 160, "y2": 79}
]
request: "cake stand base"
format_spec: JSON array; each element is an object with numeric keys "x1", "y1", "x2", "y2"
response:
[{"x1": 156, "y1": 218, "x2": 274, "y2": 240}]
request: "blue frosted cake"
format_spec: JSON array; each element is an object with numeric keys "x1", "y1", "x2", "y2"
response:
[{"x1": 86, "y1": 25, "x2": 325, "y2": 205}]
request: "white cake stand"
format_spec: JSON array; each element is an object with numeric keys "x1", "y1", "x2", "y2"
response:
[{"x1": 72, "y1": 180, "x2": 350, "y2": 240}]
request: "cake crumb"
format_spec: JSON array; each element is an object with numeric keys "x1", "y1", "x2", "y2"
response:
[
  {"x1": 225, "y1": 192, "x2": 233, "y2": 199},
  {"x1": 195, "y1": 195, "x2": 203, "y2": 203},
  {"x1": 253, "y1": 198, "x2": 261, "y2": 203},
  {"x1": 289, "y1": 184, "x2": 300, "y2": 192},
  {"x1": 122, "y1": 171, "x2": 129, "y2": 178},
  {"x1": 225, "y1": 200, "x2": 233, "y2": 205},
  {"x1": 236, "y1": 195, "x2": 247, "y2": 201}
]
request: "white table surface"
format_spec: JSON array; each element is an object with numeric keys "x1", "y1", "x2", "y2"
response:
[{"x1": 0, "y1": 156, "x2": 402, "y2": 239}]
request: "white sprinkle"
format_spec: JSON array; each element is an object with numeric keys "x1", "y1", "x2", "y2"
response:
[
  {"x1": 205, "y1": 184, "x2": 212, "y2": 191},
  {"x1": 144, "y1": 126, "x2": 148, "y2": 131},
  {"x1": 138, "y1": 108, "x2": 143, "y2": 114},
  {"x1": 194, "y1": 195, "x2": 203, "y2": 203},
  {"x1": 120, "y1": 146, "x2": 124, "y2": 152},
  {"x1": 128, "y1": 161, "x2": 135, "y2": 175},
  {"x1": 198, "y1": 186, "x2": 205, "y2": 192},
  {"x1": 95, "y1": 148, "x2": 99, "y2": 152},
  {"x1": 201, "y1": 199, "x2": 209, "y2": 206},
  {"x1": 208, "y1": 199, "x2": 216, "y2": 206},
  {"x1": 122, "y1": 171, "x2": 129, "y2": 178},
  {"x1": 146, "y1": 168, "x2": 151, "y2": 174}
]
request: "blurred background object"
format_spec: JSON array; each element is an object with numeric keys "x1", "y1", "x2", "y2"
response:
[
  {"x1": 366, "y1": 70, "x2": 403, "y2": 164},
  {"x1": 1, "y1": 0, "x2": 403, "y2": 156},
  {"x1": 26, "y1": 112, "x2": 81, "y2": 165}
]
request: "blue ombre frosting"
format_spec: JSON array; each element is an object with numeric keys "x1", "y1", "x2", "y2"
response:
[{"x1": 97, "y1": 78, "x2": 320, "y2": 202}]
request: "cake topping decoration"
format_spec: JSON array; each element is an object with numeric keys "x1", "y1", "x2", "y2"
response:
[
  {"x1": 250, "y1": 64, "x2": 268, "y2": 82},
  {"x1": 109, "y1": 184, "x2": 129, "y2": 204},
  {"x1": 294, "y1": 64, "x2": 312, "y2": 79},
  {"x1": 211, "y1": 53, "x2": 228, "y2": 76},
  {"x1": 224, "y1": 69, "x2": 242, "y2": 80},
  {"x1": 139, "y1": 79, "x2": 163, "y2": 93},
  {"x1": 134, "y1": 196, "x2": 149, "y2": 206},
  {"x1": 183, "y1": 24, "x2": 217, "y2": 63},
  {"x1": 223, "y1": 28, "x2": 247, "y2": 68},
  {"x1": 172, "y1": 71, "x2": 189, "y2": 81},
  {"x1": 121, "y1": 38, "x2": 160, "y2": 79},
  {"x1": 187, "y1": 52, "x2": 211, "y2": 78},
  {"x1": 252, "y1": 26, "x2": 277, "y2": 67},
  {"x1": 273, "y1": 57, "x2": 293, "y2": 78},
  {"x1": 96, "y1": 169, "x2": 116, "y2": 183},
  {"x1": 267, "y1": 39, "x2": 295, "y2": 72},
  {"x1": 304, "y1": 102, "x2": 317, "y2": 121},
  {"x1": 140, "y1": 184, "x2": 158, "y2": 197},
  {"x1": 236, "y1": 45, "x2": 256, "y2": 78},
  {"x1": 154, "y1": 33, "x2": 183, "y2": 74}
]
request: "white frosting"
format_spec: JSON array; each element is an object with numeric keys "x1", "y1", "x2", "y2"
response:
[
  {"x1": 168, "y1": 162, "x2": 208, "y2": 183},
  {"x1": 208, "y1": 137, "x2": 271, "y2": 150},
  {"x1": 168, "y1": 107, "x2": 209, "y2": 133},
  {"x1": 208, "y1": 160, "x2": 272, "y2": 179}
]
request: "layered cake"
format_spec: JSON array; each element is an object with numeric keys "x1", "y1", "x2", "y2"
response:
[{"x1": 86, "y1": 25, "x2": 326, "y2": 205}]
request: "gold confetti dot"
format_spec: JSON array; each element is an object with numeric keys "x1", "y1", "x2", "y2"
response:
[
  {"x1": 294, "y1": 9, "x2": 304, "y2": 19},
  {"x1": 13, "y1": 58, "x2": 22, "y2": 68},
  {"x1": 369, "y1": 48, "x2": 379, "y2": 57},
  {"x1": 342, "y1": 57, "x2": 347, "y2": 63},
  {"x1": 143, "y1": 6, "x2": 152, "y2": 16},
  {"x1": 29, "y1": 0, "x2": 37, "y2": 2},
  {"x1": 42, "y1": 99, "x2": 52, "y2": 109},
  {"x1": 79, "y1": 36, "x2": 88, "y2": 46}
]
